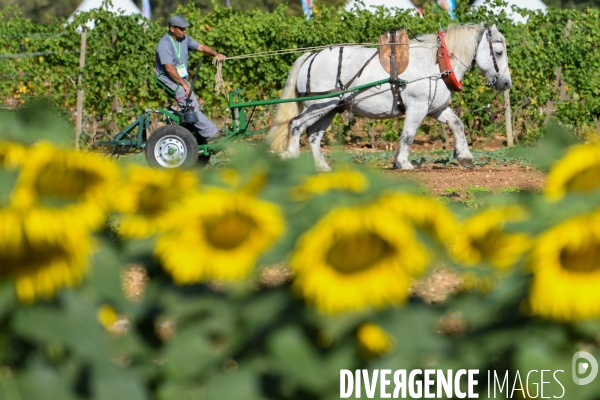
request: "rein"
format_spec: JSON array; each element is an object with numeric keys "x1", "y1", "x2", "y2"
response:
[{"x1": 484, "y1": 26, "x2": 502, "y2": 86}]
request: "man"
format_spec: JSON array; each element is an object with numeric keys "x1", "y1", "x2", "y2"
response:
[{"x1": 155, "y1": 15, "x2": 226, "y2": 141}]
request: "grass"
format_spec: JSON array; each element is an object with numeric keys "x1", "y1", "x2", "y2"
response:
[
  {"x1": 502, "y1": 186, "x2": 521, "y2": 194},
  {"x1": 466, "y1": 186, "x2": 493, "y2": 196}
]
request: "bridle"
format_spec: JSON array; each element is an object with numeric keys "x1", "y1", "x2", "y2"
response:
[{"x1": 471, "y1": 26, "x2": 505, "y2": 86}]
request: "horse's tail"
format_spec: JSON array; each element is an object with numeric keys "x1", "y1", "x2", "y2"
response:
[{"x1": 266, "y1": 52, "x2": 311, "y2": 152}]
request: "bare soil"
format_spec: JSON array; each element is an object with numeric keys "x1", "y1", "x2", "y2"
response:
[{"x1": 384, "y1": 164, "x2": 545, "y2": 195}]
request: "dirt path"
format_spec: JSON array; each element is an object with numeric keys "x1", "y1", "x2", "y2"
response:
[{"x1": 384, "y1": 164, "x2": 545, "y2": 195}]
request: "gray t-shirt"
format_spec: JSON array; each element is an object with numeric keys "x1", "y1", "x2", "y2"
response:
[{"x1": 155, "y1": 33, "x2": 200, "y2": 78}]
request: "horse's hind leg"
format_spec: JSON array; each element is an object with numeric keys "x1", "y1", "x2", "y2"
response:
[
  {"x1": 394, "y1": 109, "x2": 428, "y2": 170},
  {"x1": 431, "y1": 107, "x2": 474, "y2": 168},
  {"x1": 283, "y1": 101, "x2": 338, "y2": 160},
  {"x1": 307, "y1": 110, "x2": 337, "y2": 171}
]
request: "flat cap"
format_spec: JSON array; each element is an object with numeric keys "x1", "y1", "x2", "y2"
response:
[{"x1": 168, "y1": 15, "x2": 190, "y2": 28}]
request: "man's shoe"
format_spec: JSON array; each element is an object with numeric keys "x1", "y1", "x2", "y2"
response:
[{"x1": 206, "y1": 130, "x2": 227, "y2": 143}]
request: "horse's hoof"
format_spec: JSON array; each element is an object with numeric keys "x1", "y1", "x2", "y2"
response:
[
  {"x1": 316, "y1": 164, "x2": 333, "y2": 172},
  {"x1": 458, "y1": 158, "x2": 474, "y2": 169},
  {"x1": 280, "y1": 150, "x2": 299, "y2": 160},
  {"x1": 394, "y1": 161, "x2": 414, "y2": 170}
]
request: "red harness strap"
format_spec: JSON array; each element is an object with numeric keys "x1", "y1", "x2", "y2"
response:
[{"x1": 437, "y1": 30, "x2": 463, "y2": 92}]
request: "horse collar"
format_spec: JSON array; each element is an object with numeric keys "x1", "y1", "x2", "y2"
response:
[{"x1": 436, "y1": 30, "x2": 462, "y2": 92}]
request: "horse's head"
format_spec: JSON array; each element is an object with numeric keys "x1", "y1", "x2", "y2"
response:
[{"x1": 474, "y1": 24, "x2": 512, "y2": 91}]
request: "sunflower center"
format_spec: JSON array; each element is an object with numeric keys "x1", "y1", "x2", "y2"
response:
[
  {"x1": 564, "y1": 164, "x2": 600, "y2": 193},
  {"x1": 0, "y1": 240, "x2": 70, "y2": 276},
  {"x1": 34, "y1": 165, "x2": 101, "y2": 200},
  {"x1": 203, "y1": 212, "x2": 257, "y2": 250},
  {"x1": 325, "y1": 231, "x2": 394, "y2": 274},
  {"x1": 560, "y1": 241, "x2": 600, "y2": 273},
  {"x1": 137, "y1": 185, "x2": 172, "y2": 216},
  {"x1": 471, "y1": 229, "x2": 505, "y2": 260}
]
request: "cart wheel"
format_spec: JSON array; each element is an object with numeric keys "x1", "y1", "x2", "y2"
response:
[{"x1": 145, "y1": 125, "x2": 198, "y2": 169}]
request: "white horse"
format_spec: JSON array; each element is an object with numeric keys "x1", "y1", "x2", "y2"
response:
[{"x1": 266, "y1": 23, "x2": 511, "y2": 170}]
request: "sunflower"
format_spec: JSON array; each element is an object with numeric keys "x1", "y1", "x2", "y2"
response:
[
  {"x1": 290, "y1": 204, "x2": 429, "y2": 314},
  {"x1": 115, "y1": 166, "x2": 198, "y2": 238},
  {"x1": 10, "y1": 142, "x2": 118, "y2": 229},
  {"x1": 528, "y1": 212, "x2": 600, "y2": 321},
  {"x1": 0, "y1": 206, "x2": 92, "y2": 303},
  {"x1": 451, "y1": 206, "x2": 531, "y2": 269},
  {"x1": 290, "y1": 167, "x2": 368, "y2": 200},
  {"x1": 375, "y1": 192, "x2": 457, "y2": 244},
  {"x1": 545, "y1": 143, "x2": 600, "y2": 200},
  {"x1": 357, "y1": 323, "x2": 395, "y2": 358},
  {"x1": 155, "y1": 188, "x2": 285, "y2": 284}
]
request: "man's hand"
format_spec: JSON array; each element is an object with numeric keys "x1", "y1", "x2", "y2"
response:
[
  {"x1": 183, "y1": 82, "x2": 191, "y2": 97},
  {"x1": 215, "y1": 53, "x2": 226, "y2": 62}
]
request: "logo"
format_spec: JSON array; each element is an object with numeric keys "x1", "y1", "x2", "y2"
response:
[{"x1": 572, "y1": 351, "x2": 598, "y2": 385}]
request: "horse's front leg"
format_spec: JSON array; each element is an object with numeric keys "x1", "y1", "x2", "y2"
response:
[
  {"x1": 431, "y1": 107, "x2": 474, "y2": 168},
  {"x1": 394, "y1": 109, "x2": 428, "y2": 170}
]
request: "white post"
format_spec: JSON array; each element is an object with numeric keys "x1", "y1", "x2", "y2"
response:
[{"x1": 504, "y1": 89, "x2": 513, "y2": 147}]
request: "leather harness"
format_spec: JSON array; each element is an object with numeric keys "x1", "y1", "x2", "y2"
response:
[
  {"x1": 302, "y1": 47, "x2": 380, "y2": 97},
  {"x1": 301, "y1": 29, "x2": 409, "y2": 113},
  {"x1": 437, "y1": 26, "x2": 502, "y2": 92}
]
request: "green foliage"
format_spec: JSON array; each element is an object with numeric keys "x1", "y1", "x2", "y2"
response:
[{"x1": 0, "y1": 98, "x2": 74, "y2": 145}]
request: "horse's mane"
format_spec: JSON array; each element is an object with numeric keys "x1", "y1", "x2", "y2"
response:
[{"x1": 410, "y1": 24, "x2": 484, "y2": 65}]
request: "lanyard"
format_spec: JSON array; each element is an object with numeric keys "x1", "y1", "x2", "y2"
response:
[{"x1": 169, "y1": 36, "x2": 181, "y2": 62}]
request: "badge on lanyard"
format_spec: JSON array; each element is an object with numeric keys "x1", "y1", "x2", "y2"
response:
[
  {"x1": 170, "y1": 36, "x2": 188, "y2": 79},
  {"x1": 176, "y1": 64, "x2": 188, "y2": 78}
]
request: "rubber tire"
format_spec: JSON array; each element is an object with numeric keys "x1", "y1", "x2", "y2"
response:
[{"x1": 145, "y1": 125, "x2": 198, "y2": 169}]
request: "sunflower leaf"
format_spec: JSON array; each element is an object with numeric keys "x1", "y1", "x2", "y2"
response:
[
  {"x1": 204, "y1": 367, "x2": 264, "y2": 400},
  {"x1": 268, "y1": 325, "x2": 328, "y2": 392},
  {"x1": 509, "y1": 121, "x2": 579, "y2": 172}
]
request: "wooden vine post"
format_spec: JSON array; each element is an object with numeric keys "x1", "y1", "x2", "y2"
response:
[{"x1": 75, "y1": 28, "x2": 87, "y2": 149}]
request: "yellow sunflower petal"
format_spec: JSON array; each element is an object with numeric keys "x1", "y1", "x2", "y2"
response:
[
  {"x1": 290, "y1": 204, "x2": 429, "y2": 314},
  {"x1": 0, "y1": 140, "x2": 27, "y2": 169},
  {"x1": 155, "y1": 188, "x2": 285, "y2": 284},
  {"x1": 97, "y1": 304, "x2": 118, "y2": 330},
  {"x1": 0, "y1": 207, "x2": 93, "y2": 303},
  {"x1": 451, "y1": 206, "x2": 531, "y2": 269},
  {"x1": 528, "y1": 212, "x2": 600, "y2": 321},
  {"x1": 290, "y1": 167, "x2": 368, "y2": 200},
  {"x1": 115, "y1": 165, "x2": 199, "y2": 238},
  {"x1": 545, "y1": 143, "x2": 600, "y2": 200},
  {"x1": 376, "y1": 192, "x2": 457, "y2": 244}
]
